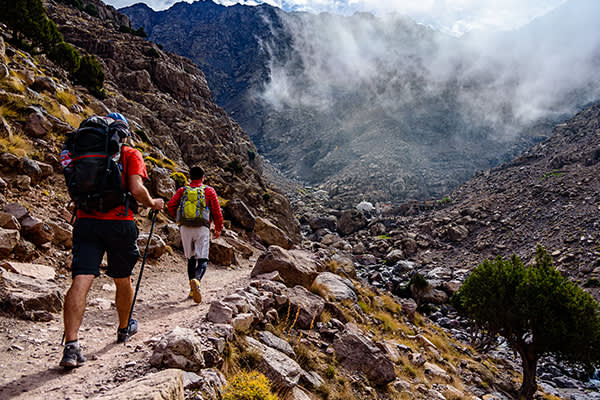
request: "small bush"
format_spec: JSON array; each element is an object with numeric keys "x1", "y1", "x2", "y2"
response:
[
  {"x1": 324, "y1": 364, "x2": 336, "y2": 379},
  {"x1": 226, "y1": 158, "x2": 244, "y2": 174},
  {"x1": 49, "y1": 41, "x2": 80, "y2": 71},
  {"x1": 170, "y1": 172, "x2": 187, "y2": 189},
  {"x1": 145, "y1": 47, "x2": 160, "y2": 58},
  {"x1": 72, "y1": 54, "x2": 105, "y2": 98},
  {"x1": 134, "y1": 26, "x2": 147, "y2": 37},
  {"x1": 83, "y1": 3, "x2": 99, "y2": 17},
  {"x1": 262, "y1": 192, "x2": 271, "y2": 202},
  {"x1": 222, "y1": 371, "x2": 278, "y2": 400},
  {"x1": 247, "y1": 149, "x2": 256, "y2": 161}
]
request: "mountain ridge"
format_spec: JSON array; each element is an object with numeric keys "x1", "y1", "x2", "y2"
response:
[{"x1": 121, "y1": 0, "x2": 600, "y2": 208}]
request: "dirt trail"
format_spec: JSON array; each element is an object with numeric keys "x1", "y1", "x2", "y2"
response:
[{"x1": 0, "y1": 247, "x2": 257, "y2": 400}]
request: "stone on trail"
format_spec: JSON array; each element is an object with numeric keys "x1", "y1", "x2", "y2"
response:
[
  {"x1": 0, "y1": 269, "x2": 63, "y2": 321},
  {"x1": 95, "y1": 369, "x2": 184, "y2": 400},
  {"x1": 0, "y1": 260, "x2": 55, "y2": 280}
]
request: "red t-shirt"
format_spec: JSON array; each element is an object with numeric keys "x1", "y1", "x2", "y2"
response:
[{"x1": 76, "y1": 146, "x2": 148, "y2": 221}]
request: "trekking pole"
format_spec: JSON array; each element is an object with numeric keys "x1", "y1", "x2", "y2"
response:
[{"x1": 123, "y1": 209, "x2": 159, "y2": 343}]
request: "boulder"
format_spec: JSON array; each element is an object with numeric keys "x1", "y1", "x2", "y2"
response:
[
  {"x1": 0, "y1": 269, "x2": 63, "y2": 321},
  {"x1": 231, "y1": 313, "x2": 255, "y2": 333},
  {"x1": 311, "y1": 272, "x2": 357, "y2": 302},
  {"x1": 161, "y1": 223, "x2": 182, "y2": 250},
  {"x1": 183, "y1": 369, "x2": 227, "y2": 399},
  {"x1": 0, "y1": 227, "x2": 20, "y2": 257},
  {"x1": 285, "y1": 285, "x2": 325, "y2": 330},
  {"x1": 151, "y1": 167, "x2": 176, "y2": 199},
  {"x1": 245, "y1": 336, "x2": 304, "y2": 389},
  {"x1": 330, "y1": 254, "x2": 356, "y2": 278},
  {"x1": 47, "y1": 220, "x2": 73, "y2": 248},
  {"x1": 224, "y1": 199, "x2": 256, "y2": 230},
  {"x1": 337, "y1": 209, "x2": 368, "y2": 236},
  {"x1": 0, "y1": 211, "x2": 20, "y2": 230},
  {"x1": 333, "y1": 325, "x2": 396, "y2": 386},
  {"x1": 95, "y1": 369, "x2": 184, "y2": 400},
  {"x1": 13, "y1": 239, "x2": 37, "y2": 262},
  {"x1": 308, "y1": 215, "x2": 337, "y2": 232},
  {"x1": 137, "y1": 233, "x2": 167, "y2": 259},
  {"x1": 206, "y1": 301, "x2": 234, "y2": 324},
  {"x1": 447, "y1": 225, "x2": 469, "y2": 242},
  {"x1": 0, "y1": 261, "x2": 55, "y2": 280},
  {"x1": 3, "y1": 202, "x2": 29, "y2": 221},
  {"x1": 30, "y1": 76, "x2": 57, "y2": 94},
  {"x1": 149, "y1": 327, "x2": 206, "y2": 372},
  {"x1": 0, "y1": 153, "x2": 20, "y2": 169},
  {"x1": 254, "y1": 217, "x2": 293, "y2": 249},
  {"x1": 24, "y1": 106, "x2": 52, "y2": 138},
  {"x1": 251, "y1": 246, "x2": 323, "y2": 289},
  {"x1": 21, "y1": 215, "x2": 54, "y2": 246},
  {"x1": 209, "y1": 238, "x2": 236, "y2": 266},
  {"x1": 256, "y1": 330, "x2": 295, "y2": 358}
]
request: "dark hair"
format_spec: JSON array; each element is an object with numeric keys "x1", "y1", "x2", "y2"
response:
[{"x1": 190, "y1": 166, "x2": 204, "y2": 180}]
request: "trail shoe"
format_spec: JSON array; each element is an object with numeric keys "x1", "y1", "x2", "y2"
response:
[
  {"x1": 59, "y1": 341, "x2": 86, "y2": 368},
  {"x1": 117, "y1": 318, "x2": 138, "y2": 343},
  {"x1": 190, "y1": 278, "x2": 202, "y2": 303}
]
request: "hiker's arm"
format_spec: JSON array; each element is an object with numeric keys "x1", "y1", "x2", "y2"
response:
[{"x1": 128, "y1": 174, "x2": 164, "y2": 210}]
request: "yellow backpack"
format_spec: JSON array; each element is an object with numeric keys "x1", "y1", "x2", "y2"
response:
[{"x1": 177, "y1": 185, "x2": 210, "y2": 226}]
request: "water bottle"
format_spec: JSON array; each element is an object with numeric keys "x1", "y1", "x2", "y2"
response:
[{"x1": 60, "y1": 149, "x2": 72, "y2": 168}]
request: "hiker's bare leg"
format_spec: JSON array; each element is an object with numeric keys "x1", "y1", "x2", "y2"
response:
[
  {"x1": 114, "y1": 277, "x2": 134, "y2": 329},
  {"x1": 64, "y1": 274, "x2": 94, "y2": 342}
]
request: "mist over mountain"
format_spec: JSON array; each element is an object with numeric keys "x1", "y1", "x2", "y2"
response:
[{"x1": 122, "y1": 0, "x2": 600, "y2": 207}]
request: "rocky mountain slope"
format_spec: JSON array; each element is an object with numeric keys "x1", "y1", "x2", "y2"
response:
[
  {"x1": 122, "y1": 0, "x2": 600, "y2": 208},
  {"x1": 294, "y1": 99, "x2": 600, "y2": 300}
]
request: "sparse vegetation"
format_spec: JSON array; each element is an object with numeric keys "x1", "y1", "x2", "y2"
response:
[
  {"x1": 452, "y1": 246, "x2": 600, "y2": 399},
  {"x1": 226, "y1": 158, "x2": 244, "y2": 174},
  {"x1": 222, "y1": 371, "x2": 278, "y2": 400}
]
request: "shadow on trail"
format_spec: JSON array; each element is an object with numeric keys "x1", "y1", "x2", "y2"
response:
[{"x1": 0, "y1": 341, "x2": 119, "y2": 399}]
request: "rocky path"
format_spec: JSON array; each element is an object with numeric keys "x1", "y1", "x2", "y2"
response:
[{"x1": 0, "y1": 250, "x2": 256, "y2": 400}]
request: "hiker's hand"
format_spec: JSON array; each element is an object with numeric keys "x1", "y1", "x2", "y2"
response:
[{"x1": 151, "y1": 198, "x2": 164, "y2": 210}]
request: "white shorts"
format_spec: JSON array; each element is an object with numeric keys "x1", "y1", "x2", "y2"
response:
[{"x1": 179, "y1": 225, "x2": 210, "y2": 260}]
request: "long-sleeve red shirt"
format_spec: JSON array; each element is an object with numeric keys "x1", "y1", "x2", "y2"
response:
[{"x1": 167, "y1": 179, "x2": 223, "y2": 233}]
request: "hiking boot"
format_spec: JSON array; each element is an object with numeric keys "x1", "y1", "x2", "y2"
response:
[
  {"x1": 189, "y1": 278, "x2": 202, "y2": 303},
  {"x1": 117, "y1": 318, "x2": 138, "y2": 343},
  {"x1": 59, "y1": 342, "x2": 86, "y2": 369}
]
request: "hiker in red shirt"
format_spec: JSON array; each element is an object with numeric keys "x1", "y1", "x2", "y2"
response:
[
  {"x1": 167, "y1": 165, "x2": 223, "y2": 303},
  {"x1": 60, "y1": 113, "x2": 164, "y2": 369}
]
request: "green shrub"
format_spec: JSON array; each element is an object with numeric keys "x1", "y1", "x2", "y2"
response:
[
  {"x1": 324, "y1": 364, "x2": 336, "y2": 379},
  {"x1": 226, "y1": 159, "x2": 244, "y2": 174},
  {"x1": 83, "y1": 3, "x2": 99, "y2": 17},
  {"x1": 134, "y1": 27, "x2": 147, "y2": 37},
  {"x1": 73, "y1": 54, "x2": 105, "y2": 98},
  {"x1": 247, "y1": 149, "x2": 256, "y2": 161},
  {"x1": 145, "y1": 47, "x2": 160, "y2": 58},
  {"x1": 452, "y1": 246, "x2": 600, "y2": 400},
  {"x1": 222, "y1": 371, "x2": 278, "y2": 400},
  {"x1": 49, "y1": 41, "x2": 80, "y2": 71},
  {"x1": 0, "y1": 0, "x2": 63, "y2": 51}
]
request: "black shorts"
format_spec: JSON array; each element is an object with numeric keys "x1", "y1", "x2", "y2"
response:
[{"x1": 71, "y1": 219, "x2": 140, "y2": 278}]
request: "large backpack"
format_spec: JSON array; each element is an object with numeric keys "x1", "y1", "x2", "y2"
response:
[
  {"x1": 177, "y1": 185, "x2": 210, "y2": 227},
  {"x1": 62, "y1": 116, "x2": 130, "y2": 213}
]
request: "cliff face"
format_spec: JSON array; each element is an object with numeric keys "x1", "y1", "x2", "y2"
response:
[
  {"x1": 43, "y1": 0, "x2": 300, "y2": 240},
  {"x1": 122, "y1": 0, "x2": 600, "y2": 208}
]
